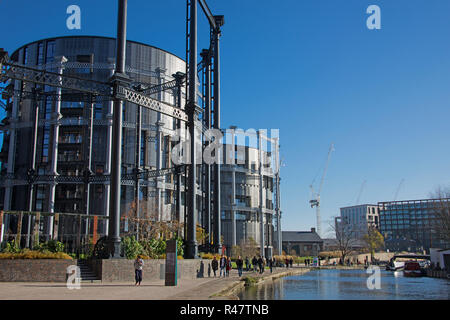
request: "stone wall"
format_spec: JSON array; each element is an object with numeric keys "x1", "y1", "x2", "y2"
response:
[
  {"x1": 0, "y1": 259, "x2": 75, "y2": 282},
  {"x1": 0, "y1": 258, "x2": 211, "y2": 282},
  {"x1": 326, "y1": 252, "x2": 395, "y2": 265},
  {"x1": 98, "y1": 259, "x2": 210, "y2": 282}
]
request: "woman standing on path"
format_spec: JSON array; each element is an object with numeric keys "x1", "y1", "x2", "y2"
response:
[{"x1": 134, "y1": 255, "x2": 144, "y2": 286}]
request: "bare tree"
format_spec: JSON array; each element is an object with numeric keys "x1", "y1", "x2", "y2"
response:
[
  {"x1": 362, "y1": 225, "x2": 385, "y2": 262},
  {"x1": 124, "y1": 198, "x2": 183, "y2": 241},
  {"x1": 429, "y1": 186, "x2": 450, "y2": 244},
  {"x1": 237, "y1": 237, "x2": 259, "y2": 259},
  {"x1": 328, "y1": 216, "x2": 360, "y2": 264}
]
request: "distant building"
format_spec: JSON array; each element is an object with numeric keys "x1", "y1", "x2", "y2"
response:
[
  {"x1": 339, "y1": 204, "x2": 380, "y2": 239},
  {"x1": 378, "y1": 198, "x2": 450, "y2": 253},
  {"x1": 322, "y1": 238, "x2": 366, "y2": 252},
  {"x1": 282, "y1": 228, "x2": 323, "y2": 256}
]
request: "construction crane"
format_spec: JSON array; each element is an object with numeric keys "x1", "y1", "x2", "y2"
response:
[
  {"x1": 393, "y1": 179, "x2": 405, "y2": 201},
  {"x1": 309, "y1": 143, "x2": 335, "y2": 237},
  {"x1": 355, "y1": 180, "x2": 367, "y2": 205}
]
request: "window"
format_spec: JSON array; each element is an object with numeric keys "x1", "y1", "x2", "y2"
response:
[
  {"x1": 94, "y1": 101, "x2": 103, "y2": 119},
  {"x1": 165, "y1": 191, "x2": 172, "y2": 205},
  {"x1": 45, "y1": 41, "x2": 55, "y2": 63},
  {"x1": 96, "y1": 165, "x2": 104, "y2": 174},
  {"x1": 23, "y1": 47, "x2": 28, "y2": 65},
  {"x1": 75, "y1": 54, "x2": 93, "y2": 73},
  {"x1": 62, "y1": 101, "x2": 83, "y2": 109},
  {"x1": 37, "y1": 43, "x2": 44, "y2": 65},
  {"x1": 140, "y1": 132, "x2": 146, "y2": 167}
]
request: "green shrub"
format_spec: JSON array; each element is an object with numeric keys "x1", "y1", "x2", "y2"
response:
[
  {"x1": 3, "y1": 240, "x2": 21, "y2": 253},
  {"x1": 242, "y1": 276, "x2": 258, "y2": 286},
  {"x1": 139, "y1": 238, "x2": 168, "y2": 258},
  {"x1": 121, "y1": 236, "x2": 144, "y2": 259},
  {"x1": 33, "y1": 240, "x2": 65, "y2": 253},
  {"x1": 0, "y1": 249, "x2": 72, "y2": 259}
]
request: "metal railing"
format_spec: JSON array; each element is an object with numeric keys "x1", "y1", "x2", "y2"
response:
[{"x1": 0, "y1": 210, "x2": 109, "y2": 257}]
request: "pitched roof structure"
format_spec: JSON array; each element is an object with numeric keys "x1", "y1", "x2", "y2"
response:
[{"x1": 282, "y1": 229, "x2": 323, "y2": 243}]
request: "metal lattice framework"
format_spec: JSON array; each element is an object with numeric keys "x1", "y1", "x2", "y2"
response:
[
  {"x1": 0, "y1": 57, "x2": 189, "y2": 122},
  {"x1": 0, "y1": 0, "x2": 223, "y2": 258}
]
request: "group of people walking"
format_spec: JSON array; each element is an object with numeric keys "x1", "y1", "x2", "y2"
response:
[
  {"x1": 210, "y1": 255, "x2": 277, "y2": 278},
  {"x1": 211, "y1": 255, "x2": 234, "y2": 277}
]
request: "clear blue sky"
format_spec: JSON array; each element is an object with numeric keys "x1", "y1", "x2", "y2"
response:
[{"x1": 1, "y1": 0, "x2": 450, "y2": 236}]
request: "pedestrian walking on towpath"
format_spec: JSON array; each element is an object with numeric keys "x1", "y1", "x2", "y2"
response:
[
  {"x1": 226, "y1": 257, "x2": 232, "y2": 277},
  {"x1": 134, "y1": 255, "x2": 144, "y2": 286},
  {"x1": 211, "y1": 256, "x2": 219, "y2": 277},
  {"x1": 252, "y1": 256, "x2": 258, "y2": 272},
  {"x1": 258, "y1": 256, "x2": 264, "y2": 274},
  {"x1": 236, "y1": 256, "x2": 244, "y2": 277},
  {"x1": 268, "y1": 258, "x2": 273, "y2": 273},
  {"x1": 245, "y1": 256, "x2": 250, "y2": 271},
  {"x1": 220, "y1": 255, "x2": 227, "y2": 277}
]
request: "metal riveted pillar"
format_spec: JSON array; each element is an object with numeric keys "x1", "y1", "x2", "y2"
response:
[
  {"x1": 26, "y1": 88, "x2": 40, "y2": 248},
  {"x1": 185, "y1": 0, "x2": 198, "y2": 259},
  {"x1": 84, "y1": 94, "x2": 94, "y2": 236},
  {"x1": 275, "y1": 138, "x2": 282, "y2": 255},
  {"x1": 108, "y1": 0, "x2": 130, "y2": 258},
  {"x1": 173, "y1": 71, "x2": 185, "y2": 238},
  {"x1": 134, "y1": 103, "x2": 142, "y2": 240},
  {"x1": 213, "y1": 15, "x2": 224, "y2": 254},
  {"x1": 2, "y1": 49, "x2": 24, "y2": 243},
  {"x1": 258, "y1": 130, "x2": 265, "y2": 258},
  {"x1": 202, "y1": 50, "x2": 212, "y2": 249},
  {"x1": 230, "y1": 128, "x2": 236, "y2": 247},
  {"x1": 48, "y1": 55, "x2": 67, "y2": 241},
  {"x1": 104, "y1": 59, "x2": 115, "y2": 236}
]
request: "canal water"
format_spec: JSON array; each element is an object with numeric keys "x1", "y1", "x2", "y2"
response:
[{"x1": 238, "y1": 268, "x2": 449, "y2": 300}]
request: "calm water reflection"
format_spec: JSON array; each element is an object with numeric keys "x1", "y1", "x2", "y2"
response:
[{"x1": 238, "y1": 269, "x2": 449, "y2": 300}]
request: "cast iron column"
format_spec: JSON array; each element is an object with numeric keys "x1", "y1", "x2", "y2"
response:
[
  {"x1": 104, "y1": 59, "x2": 115, "y2": 236},
  {"x1": 109, "y1": 0, "x2": 129, "y2": 257},
  {"x1": 174, "y1": 72, "x2": 185, "y2": 237},
  {"x1": 26, "y1": 89, "x2": 40, "y2": 248},
  {"x1": 134, "y1": 104, "x2": 141, "y2": 240},
  {"x1": 275, "y1": 138, "x2": 282, "y2": 255},
  {"x1": 258, "y1": 130, "x2": 265, "y2": 258},
  {"x1": 212, "y1": 16, "x2": 224, "y2": 253},
  {"x1": 2, "y1": 49, "x2": 24, "y2": 243},
  {"x1": 202, "y1": 50, "x2": 212, "y2": 248},
  {"x1": 48, "y1": 55, "x2": 67, "y2": 241},
  {"x1": 186, "y1": 0, "x2": 198, "y2": 258},
  {"x1": 231, "y1": 129, "x2": 236, "y2": 247}
]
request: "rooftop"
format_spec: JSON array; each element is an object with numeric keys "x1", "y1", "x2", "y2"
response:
[{"x1": 282, "y1": 228, "x2": 322, "y2": 242}]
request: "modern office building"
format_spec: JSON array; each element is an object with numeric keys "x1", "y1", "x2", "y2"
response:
[
  {"x1": 0, "y1": 36, "x2": 281, "y2": 254},
  {"x1": 378, "y1": 198, "x2": 450, "y2": 253},
  {"x1": 339, "y1": 204, "x2": 380, "y2": 239}
]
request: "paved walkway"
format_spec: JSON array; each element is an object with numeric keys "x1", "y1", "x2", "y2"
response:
[{"x1": 0, "y1": 267, "x2": 310, "y2": 300}]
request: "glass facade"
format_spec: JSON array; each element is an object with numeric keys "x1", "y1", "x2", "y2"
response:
[{"x1": 379, "y1": 199, "x2": 450, "y2": 252}]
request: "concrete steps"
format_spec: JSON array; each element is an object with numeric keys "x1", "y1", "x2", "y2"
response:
[{"x1": 76, "y1": 260, "x2": 101, "y2": 283}]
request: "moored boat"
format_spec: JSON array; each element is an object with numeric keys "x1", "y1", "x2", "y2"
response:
[
  {"x1": 386, "y1": 259, "x2": 405, "y2": 271},
  {"x1": 403, "y1": 261, "x2": 427, "y2": 277}
]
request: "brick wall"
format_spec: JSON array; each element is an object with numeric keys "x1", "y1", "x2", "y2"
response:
[{"x1": 0, "y1": 259, "x2": 76, "y2": 282}]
